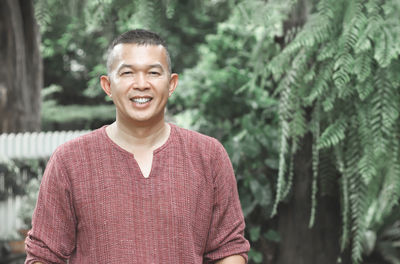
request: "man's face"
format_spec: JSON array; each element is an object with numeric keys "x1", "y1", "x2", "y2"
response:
[{"x1": 101, "y1": 43, "x2": 178, "y2": 126}]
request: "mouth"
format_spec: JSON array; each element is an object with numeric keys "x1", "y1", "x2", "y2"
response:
[{"x1": 130, "y1": 97, "x2": 153, "y2": 104}]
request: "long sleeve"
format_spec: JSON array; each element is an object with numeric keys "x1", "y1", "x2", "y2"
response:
[
  {"x1": 25, "y1": 150, "x2": 77, "y2": 264},
  {"x1": 203, "y1": 141, "x2": 250, "y2": 263}
]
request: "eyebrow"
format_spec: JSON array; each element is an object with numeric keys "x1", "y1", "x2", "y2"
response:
[{"x1": 117, "y1": 63, "x2": 165, "y2": 72}]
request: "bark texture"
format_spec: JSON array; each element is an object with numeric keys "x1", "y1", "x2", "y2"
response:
[{"x1": 0, "y1": 0, "x2": 42, "y2": 133}]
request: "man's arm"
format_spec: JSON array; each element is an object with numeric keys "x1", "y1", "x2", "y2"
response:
[
  {"x1": 203, "y1": 141, "x2": 250, "y2": 262},
  {"x1": 25, "y1": 150, "x2": 76, "y2": 263},
  {"x1": 216, "y1": 255, "x2": 246, "y2": 264}
]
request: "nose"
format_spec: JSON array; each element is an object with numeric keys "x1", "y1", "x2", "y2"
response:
[{"x1": 133, "y1": 73, "x2": 149, "y2": 90}]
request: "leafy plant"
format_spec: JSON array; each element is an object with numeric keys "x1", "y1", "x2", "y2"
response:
[
  {"x1": 177, "y1": 0, "x2": 400, "y2": 262},
  {"x1": 241, "y1": 0, "x2": 400, "y2": 263}
]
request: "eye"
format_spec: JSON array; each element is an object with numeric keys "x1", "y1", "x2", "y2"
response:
[
  {"x1": 121, "y1": 71, "x2": 133, "y2": 76},
  {"x1": 149, "y1": 71, "x2": 161, "y2": 76}
]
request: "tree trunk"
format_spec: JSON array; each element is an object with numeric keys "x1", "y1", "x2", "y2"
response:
[
  {"x1": 275, "y1": 132, "x2": 350, "y2": 264},
  {"x1": 273, "y1": 1, "x2": 350, "y2": 262},
  {"x1": 0, "y1": 0, "x2": 42, "y2": 133}
]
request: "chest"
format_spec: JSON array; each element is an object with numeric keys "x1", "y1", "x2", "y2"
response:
[{"x1": 71, "y1": 151, "x2": 215, "y2": 248}]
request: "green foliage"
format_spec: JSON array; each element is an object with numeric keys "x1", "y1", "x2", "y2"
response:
[
  {"x1": 40, "y1": 85, "x2": 115, "y2": 130},
  {"x1": 18, "y1": 177, "x2": 41, "y2": 228},
  {"x1": 35, "y1": 0, "x2": 233, "y2": 130},
  {"x1": 372, "y1": 208, "x2": 400, "y2": 264},
  {"x1": 252, "y1": 0, "x2": 400, "y2": 262},
  {"x1": 33, "y1": 0, "x2": 400, "y2": 263},
  {"x1": 248, "y1": 249, "x2": 263, "y2": 263},
  {"x1": 170, "y1": 2, "x2": 295, "y2": 262},
  {"x1": 0, "y1": 159, "x2": 45, "y2": 201},
  {"x1": 41, "y1": 101, "x2": 116, "y2": 130}
]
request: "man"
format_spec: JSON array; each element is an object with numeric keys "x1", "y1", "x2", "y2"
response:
[{"x1": 25, "y1": 29, "x2": 250, "y2": 263}]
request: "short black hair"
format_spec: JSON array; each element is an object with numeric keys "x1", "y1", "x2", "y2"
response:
[{"x1": 106, "y1": 29, "x2": 172, "y2": 73}]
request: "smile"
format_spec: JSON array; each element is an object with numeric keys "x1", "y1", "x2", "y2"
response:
[{"x1": 130, "y1": 97, "x2": 152, "y2": 104}]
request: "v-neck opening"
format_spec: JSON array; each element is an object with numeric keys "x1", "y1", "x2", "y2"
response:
[{"x1": 101, "y1": 123, "x2": 175, "y2": 178}]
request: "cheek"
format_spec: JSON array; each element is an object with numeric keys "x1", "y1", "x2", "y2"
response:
[
  {"x1": 111, "y1": 78, "x2": 126, "y2": 87},
  {"x1": 111, "y1": 80, "x2": 131, "y2": 94}
]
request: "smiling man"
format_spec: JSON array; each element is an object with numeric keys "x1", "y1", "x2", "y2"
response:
[{"x1": 25, "y1": 29, "x2": 250, "y2": 264}]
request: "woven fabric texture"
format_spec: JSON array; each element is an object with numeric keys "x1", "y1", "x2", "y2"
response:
[{"x1": 25, "y1": 124, "x2": 249, "y2": 263}]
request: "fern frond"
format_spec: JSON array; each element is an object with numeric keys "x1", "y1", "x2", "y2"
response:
[
  {"x1": 309, "y1": 102, "x2": 320, "y2": 228},
  {"x1": 290, "y1": 107, "x2": 307, "y2": 146},
  {"x1": 271, "y1": 120, "x2": 289, "y2": 217},
  {"x1": 336, "y1": 145, "x2": 350, "y2": 251},
  {"x1": 318, "y1": 118, "x2": 346, "y2": 149},
  {"x1": 135, "y1": 0, "x2": 157, "y2": 29},
  {"x1": 283, "y1": 15, "x2": 333, "y2": 56},
  {"x1": 316, "y1": 0, "x2": 339, "y2": 20},
  {"x1": 349, "y1": 173, "x2": 368, "y2": 264},
  {"x1": 305, "y1": 60, "x2": 334, "y2": 105},
  {"x1": 317, "y1": 41, "x2": 337, "y2": 62},
  {"x1": 355, "y1": 78, "x2": 374, "y2": 101},
  {"x1": 373, "y1": 29, "x2": 390, "y2": 68},
  {"x1": 282, "y1": 143, "x2": 295, "y2": 200},
  {"x1": 34, "y1": 0, "x2": 51, "y2": 28},
  {"x1": 354, "y1": 52, "x2": 372, "y2": 83},
  {"x1": 375, "y1": 130, "x2": 400, "y2": 223},
  {"x1": 357, "y1": 106, "x2": 377, "y2": 185},
  {"x1": 164, "y1": 0, "x2": 177, "y2": 19},
  {"x1": 354, "y1": 29, "x2": 372, "y2": 54},
  {"x1": 341, "y1": 0, "x2": 365, "y2": 52},
  {"x1": 333, "y1": 53, "x2": 353, "y2": 91},
  {"x1": 303, "y1": 64, "x2": 316, "y2": 84},
  {"x1": 371, "y1": 71, "x2": 399, "y2": 153},
  {"x1": 345, "y1": 122, "x2": 368, "y2": 264},
  {"x1": 269, "y1": 54, "x2": 293, "y2": 82}
]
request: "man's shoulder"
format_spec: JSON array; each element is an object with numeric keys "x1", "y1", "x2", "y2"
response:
[
  {"x1": 171, "y1": 123, "x2": 225, "y2": 154},
  {"x1": 52, "y1": 126, "x2": 105, "y2": 157},
  {"x1": 172, "y1": 124, "x2": 217, "y2": 143}
]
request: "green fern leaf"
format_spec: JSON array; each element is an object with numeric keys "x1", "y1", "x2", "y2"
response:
[
  {"x1": 317, "y1": 41, "x2": 337, "y2": 61},
  {"x1": 336, "y1": 146, "x2": 350, "y2": 250},
  {"x1": 271, "y1": 121, "x2": 289, "y2": 217},
  {"x1": 333, "y1": 53, "x2": 353, "y2": 90},
  {"x1": 318, "y1": 119, "x2": 347, "y2": 149},
  {"x1": 373, "y1": 30, "x2": 390, "y2": 68},
  {"x1": 305, "y1": 61, "x2": 334, "y2": 105},
  {"x1": 354, "y1": 53, "x2": 372, "y2": 83},
  {"x1": 164, "y1": 0, "x2": 177, "y2": 19},
  {"x1": 309, "y1": 103, "x2": 320, "y2": 228},
  {"x1": 355, "y1": 79, "x2": 374, "y2": 101},
  {"x1": 282, "y1": 143, "x2": 295, "y2": 200}
]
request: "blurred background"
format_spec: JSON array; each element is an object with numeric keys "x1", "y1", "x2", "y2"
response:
[{"x1": 0, "y1": 0, "x2": 399, "y2": 263}]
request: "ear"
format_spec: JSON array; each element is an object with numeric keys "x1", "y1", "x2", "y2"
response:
[
  {"x1": 168, "y1": 73, "x2": 179, "y2": 97},
  {"x1": 100, "y1": 75, "x2": 112, "y2": 97}
]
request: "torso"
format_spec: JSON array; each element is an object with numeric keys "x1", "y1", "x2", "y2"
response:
[
  {"x1": 36, "y1": 124, "x2": 247, "y2": 263},
  {"x1": 63, "y1": 124, "x2": 217, "y2": 263}
]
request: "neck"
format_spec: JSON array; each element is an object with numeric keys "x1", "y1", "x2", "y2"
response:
[{"x1": 107, "y1": 117, "x2": 170, "y2": 152}]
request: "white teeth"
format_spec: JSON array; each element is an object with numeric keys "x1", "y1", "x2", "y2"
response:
[{"x1": 132, "y1": 98, "x2": 151, "y2": 104}]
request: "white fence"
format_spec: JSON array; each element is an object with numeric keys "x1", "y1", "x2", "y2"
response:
[
  {"x1": 0, "y1": 130, "x2": 89, "y2": 160},
  {"x1": 0, "y1": 130, "x2": 89, "y2": 239},
  {"x1": 0, "y1": 195, "x2": 24, "y2": 239}
]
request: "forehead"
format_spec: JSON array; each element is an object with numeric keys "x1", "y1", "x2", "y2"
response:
[{"x1": 109, "y1": 43, "x2": 168, "y2": 71}]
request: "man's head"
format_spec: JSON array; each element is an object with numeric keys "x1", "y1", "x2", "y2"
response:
[
  {"x1": 106, "y1": 29, "x2": 172, "y2": 75},
  {"x1": 100, "y1": 29, "x2": 178, "y2": 127}
]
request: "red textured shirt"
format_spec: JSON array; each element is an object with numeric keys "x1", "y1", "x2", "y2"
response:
[{"x1": 25, "y1": 124, "x2": 250, "y2": 263}]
